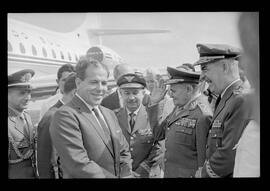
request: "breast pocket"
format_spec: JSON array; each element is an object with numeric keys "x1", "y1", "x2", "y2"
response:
[
  {"x1": 175, "y1": 126, "x2": 194, "y2": 146},
  {"x1": 209, "y1": 129, "x2": 223, "y2": 147}
]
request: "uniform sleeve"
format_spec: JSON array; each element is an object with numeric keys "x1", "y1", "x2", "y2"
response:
[
  {"x1": 49, "y1": 109, "x2": 115, "y2": 178},
  {"x1": 195, "y1": 114, "x2": 212, "y2": 168},
  {"x1": 202, "y1": 96, "x2": 251, "y2": 177}
]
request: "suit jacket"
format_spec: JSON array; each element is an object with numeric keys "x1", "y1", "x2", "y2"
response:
[
  {"x1": 8, "y1": 108, "x2": 36, "y2": 178},
  {"x1": 37, "y1": 100, "x2": 63, "y2": 178},
  {"x1": 115, "y1": 105, "x2": 162, "y2": 177},
  {"x1": 148, "y1": 94, "x2": 212, "y2": 178},
  {"x1": 201, "y1": 80, "x2": 253, "y2": 177},
  {"x1": 101, "y1": 90, "x2": 121, "y2": 111},
  {"x1": 49, "y1": 95, "x2": 132, "y2": 178}
]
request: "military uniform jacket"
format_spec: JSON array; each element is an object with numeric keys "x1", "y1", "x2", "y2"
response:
[
  {"x1": 8, "y1": 107, "x2": 36, "y2": 178},
  {"x1": 115, "y1": 105, "x2": 162, "y2": 177},
  {"x1": 101, "y1": 90, "x2": 121, "y2": 111},
  {"x1": 148, "y1": 94, "x2": 212, "y2": 178},
  {"x1": 201, "y1": 80, "x2": 253, "y2": 177},
  {"x1": 37, "y1": 100, "x2": 63, "y2": 178},
  {"x1": 49, "y1": 95, "x2": 132, "y2": 178}
]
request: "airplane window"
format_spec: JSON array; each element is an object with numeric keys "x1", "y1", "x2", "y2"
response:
[
  {"x1": 60, "y1": 51, "x2": 64, "y2": 60},
  {"x1": 8, "y1": 40, "x2": 13, "y2": 52},
  {"x1": 32, "y1": 45, "x2": 37, "y2": 56},
  {"x1": 68, "y1": 52, "x2": 72, "y2": 61},
  {"x1": 19, "y1": 43, "x2": 26, "y2": 54},
  {"x1": 42, "y1": 47, "x2": 47, "y2": 58},
  {"x1": 52, "y1": 49, "x2": 56, "y2": 59}
]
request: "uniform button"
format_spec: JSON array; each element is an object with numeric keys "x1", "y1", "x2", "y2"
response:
[
  {"x1": 147, "y1": 140, "x2": 150, "y2": 143},
  {"x1": 130, "y1": 148, "x2": 133, "y2": 151},
  {"x1": 130, "y1": 137, "x2": 134, "y2": 140},
  {"x1": 164, "y1": 158, "x2": 167, "y2": 162},
  {"x1": 206, "y1": 145, "x2": 208, "y2": 149},
  {"x1": 167, "y1": 128, "x2": 170, "y2": 131}
]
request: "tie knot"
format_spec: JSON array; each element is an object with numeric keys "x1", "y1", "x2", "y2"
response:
[{"x1": 129, "y1": 112, "x2": 135, "y2": 118}]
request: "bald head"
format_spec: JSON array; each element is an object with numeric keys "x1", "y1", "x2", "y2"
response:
[{"x1": 113, "y1": 64, "x2": 134, "y2": 81}]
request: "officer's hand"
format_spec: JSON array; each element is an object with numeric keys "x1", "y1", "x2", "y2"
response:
[
  {"x1": 149, "y1": 78, "x2": 167, "y2": 105},
  {"x1": 195, "y1": 167, "x2": 202, "y2": 178},
  {"x1": 150, "y1": 152, "x2": 165, "y2": 167}
]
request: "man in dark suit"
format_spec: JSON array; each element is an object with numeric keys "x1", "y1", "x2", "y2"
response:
[
  {"x1": 50, "y1": 57, "x2": 133, "y2": 178},
  {"x1": 193, "y1": 43, "x2": 253, "y2": 178},
  {"x1": 145, "y1": 65, "x2": 212, "y2": 178},
  {"x1": 37, "y1": 73, "x2": 77, "y2": 178},
  {"x1": 101, "y1": 63, "x2": 134, "y2": 111},
  {"x1": 8, "y1": 69, "x2": 38, "y2": 178},
  {"x1": 114, "y1": 73, "x2": 163, "y2": 178}
]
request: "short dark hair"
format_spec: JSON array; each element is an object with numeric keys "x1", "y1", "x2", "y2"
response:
[
  {"x1": 63, "y1": 73, "x2": 76, "y2": 94},
  {"x1": 76, "y1": 56, "x2": 109, "y2": 80},
  {"x1": 57, "y1": 64, "x2": 75, "y2": 80}
]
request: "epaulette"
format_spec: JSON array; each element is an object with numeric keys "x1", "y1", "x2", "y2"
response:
[{"x1": 197, "y1": 101, "x2": 213, "y2": 116}]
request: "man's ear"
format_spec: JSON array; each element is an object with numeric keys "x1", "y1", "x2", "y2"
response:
[
  {"x1": 75, "y1": 77, "x2": 81, "y2": 89},
  {"x1": 186, "y1": 84, "x2": 193, "y2": 94}
]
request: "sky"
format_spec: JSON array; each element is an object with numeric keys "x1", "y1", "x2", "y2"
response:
[{"x1": 8, "y1": 12, "x2": 242, "y2": 72}]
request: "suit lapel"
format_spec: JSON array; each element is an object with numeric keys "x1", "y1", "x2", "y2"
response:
[
  {"x1": 168, "y1": 108, "x2": 190, "y2": 126},
  {"x1": 117, "y1": 108, "x2": 131, "y2": 134},
  {"x1": 99, "y1": 106, "x2": 118, "y2": 158},
  {"x1": 24, "y1": 112, "x2": 33, "y2": 141},
  {"x1": 71, "y1": 95, "x2": 114, "y2": 157},
  {"x1": 132, "y1": 106, "x2": 148, "y2": 134},
  {"x1": 212, "y1": 80, "x2": 242, "y2": 122}
]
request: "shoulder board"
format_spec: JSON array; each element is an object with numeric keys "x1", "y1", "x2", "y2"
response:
[{"x1": 197, "y1": 102, "x2": 213, "y2": 115}]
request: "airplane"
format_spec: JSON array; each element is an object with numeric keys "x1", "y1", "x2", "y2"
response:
[{"x1": 7, "y1": 13, "x2": 170, "y2": 125}]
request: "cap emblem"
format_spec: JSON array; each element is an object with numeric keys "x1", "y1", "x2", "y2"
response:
[{"x1": 124, "y1": 76, "x2": 135, "y2": 82}]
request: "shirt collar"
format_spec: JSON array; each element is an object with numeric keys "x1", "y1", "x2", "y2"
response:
[
  {"x1": 183, "y1": 92, "x2": 201, "y2": 110},
  {"x1": 59, "y1": 98, "x2": 65, "y2": 105},
  {"x1": 221, "y1": 79, "x2": 241, "y2": 98},
  {"x1": 8, "y1": 105, "x2": 24, "y2": 117}
]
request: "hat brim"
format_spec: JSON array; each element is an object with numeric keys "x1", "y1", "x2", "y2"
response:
[
  {"x1": 120, "y1": 83, "x2": 144, "y2": 89},
  {"x1": 8, "y1": 83, "x2": 33, "y2": 89}
]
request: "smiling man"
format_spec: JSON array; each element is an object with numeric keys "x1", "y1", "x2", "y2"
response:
[
  {"x1": 49, "y1": 56, "x2": 133, "y2": 178},
  {"x1": 8, "y1": 69, "x2": 38, "y2": 178},
  {"x1": 193, "y1": 43, "x2": 253, "y2": 178}
]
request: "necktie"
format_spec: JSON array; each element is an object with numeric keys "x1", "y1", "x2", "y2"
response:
[
  {"x1": 129, "y1": 112, "x2": 135, "y2": 132},
  {"x1": 214, "y1": 95, "x2": 221, "y2": 111},
  {"x1": 92, "y1": 108, "x2": 111, "y2": 142}
]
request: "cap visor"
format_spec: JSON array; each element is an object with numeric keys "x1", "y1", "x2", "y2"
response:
[{"x1": 120, "y1": 83, "x2": 144, "y2": 89}]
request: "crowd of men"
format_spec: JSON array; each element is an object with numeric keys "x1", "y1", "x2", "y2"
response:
[{"x1": 8, "y1": 13, "x2": 260, "y2": 179}]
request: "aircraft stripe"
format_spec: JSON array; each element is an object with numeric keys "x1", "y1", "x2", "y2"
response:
[{"x1": 8, "y1": 53, "x2": 77, "y2": 66}]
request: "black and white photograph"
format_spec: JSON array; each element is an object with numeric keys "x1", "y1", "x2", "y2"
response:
[{"x1": 7, "y1": 12, "x2": 259, "y2": 179}]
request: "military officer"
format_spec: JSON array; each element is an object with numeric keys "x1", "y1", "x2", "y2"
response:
[
  {"x1": 145, "y1": 65, "x2": 213, "y2": 178},
  {"x1": 8, "y1": 69, "x2": 38, "y2": 178},
  {"x1": 193, "y1": 43, "x2": 253, "y2": 178},
  {"x1": 114, "y1": 73, "x2": 163, "y2": 178}
]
